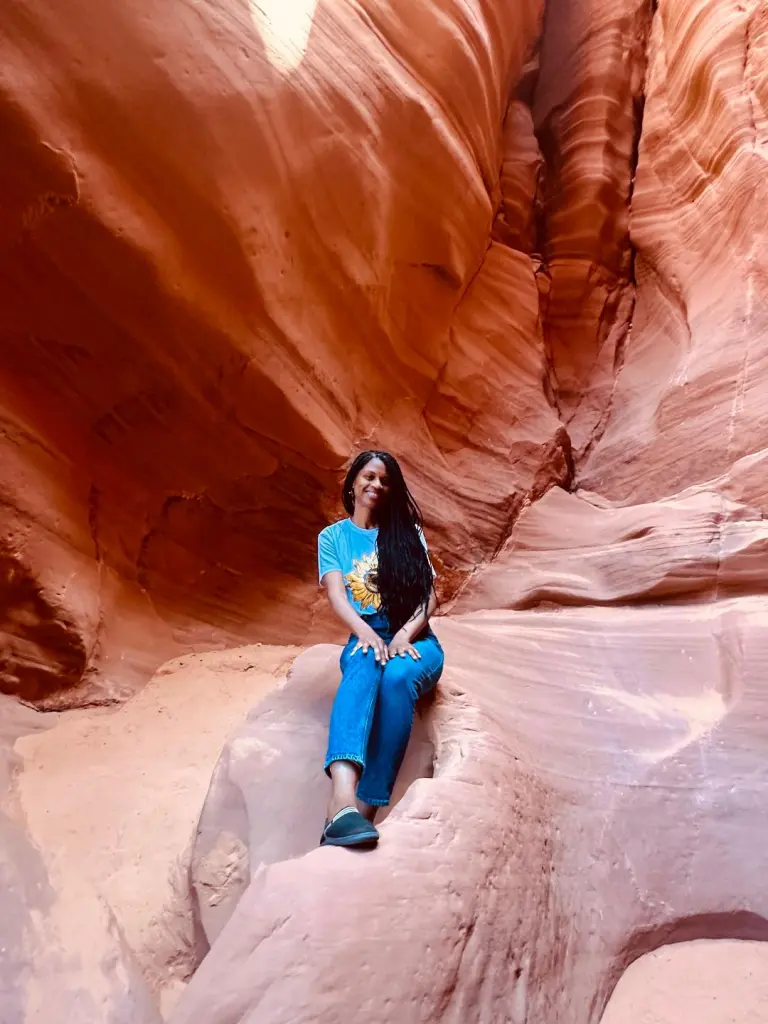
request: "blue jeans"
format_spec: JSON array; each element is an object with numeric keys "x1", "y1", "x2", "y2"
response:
[{"x1": 324, "y1": 612, "x2": 444, "y2": 806}]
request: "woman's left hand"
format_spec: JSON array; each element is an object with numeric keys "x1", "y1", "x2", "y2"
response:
[{"x1": 388, "y1": 632, "x2": 421, "y2": 661}]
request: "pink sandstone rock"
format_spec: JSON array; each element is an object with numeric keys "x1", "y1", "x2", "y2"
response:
[
  {"x1": 580, "y1": 0, "x2": 768, "y2": 501},
  {"x1": 532, "y1": 0, "x2": 650, "y2": 451},
  {"x1": 170, "y1": 604, "x2": 768, "y2": 1024},
  {"x1": 0, "y1": 696, "x2": 162, "y2": 1023},
  {"x1": 2, "y1": 0, "x2": 768, "y2": 1020},
  {"x1": 601, "y1": 940, "x2": 768, "y2": 1024},
  {"x1": 188, "y1": 645, "x2": 433, "y2": 951},
  {"x1": 452, "y1": 480, "x2": 768, "y2": 612},
  {"x1": 13, "y1": 643, "x2": 298, "y2": 1014}
]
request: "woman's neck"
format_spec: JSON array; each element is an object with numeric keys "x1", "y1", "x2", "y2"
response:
[{"x1": 351, "y1": 507, "x2": 377, "y2": 530}]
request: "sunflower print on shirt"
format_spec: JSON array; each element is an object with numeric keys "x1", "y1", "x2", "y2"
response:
[{"x1": 344, "y1": 552, "x2": 381, "y2": 611}]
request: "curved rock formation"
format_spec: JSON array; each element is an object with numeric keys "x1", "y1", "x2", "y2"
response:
[
  {"x1": 3, "y1": 0, "x2": 768, "y2": 1020},
  {"x1": 171, "y1": 603, "x2": 768, "y2": 1024},
  {"x1": 601, "y1": 940, "x2": 768, "y2": 1024},
  {"x1": 532, "y1": 0, "x2": 650, "y2": 451},
  {"x1": 580, "y1": 0, "x2": 768, "y2": 501},
  {"x1": 0, "y1": 696, "x2": 161, "y2": 1023},
  {"x1": 188, "y1": 645, "x2": 433, "y2": 952},
  {"x1": 1, "y1": 0, "x2": 565, "y2": 706},
  {"x1": 452, "y1": 475, "x2": 768, "y2": 612}
]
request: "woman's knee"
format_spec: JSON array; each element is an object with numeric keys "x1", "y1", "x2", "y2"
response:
[
  {"x1": 415, "y1": 639, "x2": 444, "y2": 688},
  {"x1": 381, "y1": 656, "x2": 422, "y2": 700}
]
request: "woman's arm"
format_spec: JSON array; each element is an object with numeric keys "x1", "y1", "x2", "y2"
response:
[
  {"x1": 389, "y1": 589, "x2": 437, "y2": 658},
  {"x1": 322, "y1": 571, "x2": 390, "y2": 662}
]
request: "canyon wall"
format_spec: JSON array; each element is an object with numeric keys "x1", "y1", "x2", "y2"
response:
[
  {"x1": 582, "y1": 0, "x2": 768, "y2": 503},
  {"x1": 1, "y1": 0, "x2": 568, "y2": 707},
  {"x1": 3, "y1": 0, "x2": 768, "y2": 1022}
]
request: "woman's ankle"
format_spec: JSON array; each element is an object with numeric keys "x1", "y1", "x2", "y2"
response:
[
  {"x1": 357, "y1": 799, "x2": 377, "y2": 822},
  {"x1": 326, "y1": 761, "x2": 362, "y2": 820},
  {"x1": 327, "y1": 795, "x2": 358, "y2": 820}
]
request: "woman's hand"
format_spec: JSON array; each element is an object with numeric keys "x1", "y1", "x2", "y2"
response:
[
  {"x1": 388, "y1": 631, "x2": 421, "y2": 661},
  {"x1": 352, "y1": 624, "x2": 389, "y2": 663}
]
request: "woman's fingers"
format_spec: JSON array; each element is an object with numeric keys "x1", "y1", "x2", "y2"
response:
[
  {"x1": 352, "y1": 634, "x2": 391, "y2": 662},
  {"x1": 392, "y1": 643, "x2": 421, "y2": 660}
]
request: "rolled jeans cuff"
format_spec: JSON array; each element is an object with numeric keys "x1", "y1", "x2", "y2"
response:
[
  {"x1": 355, "y1": 791, "x2": 389, "y2": 807},
  {"x1": 324, "y1": 753, "x2": 365, "y2": 778}
]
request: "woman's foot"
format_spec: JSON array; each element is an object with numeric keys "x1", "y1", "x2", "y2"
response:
[{"x1": 320, "y1": 806, "x2": 379, "y2": 847}]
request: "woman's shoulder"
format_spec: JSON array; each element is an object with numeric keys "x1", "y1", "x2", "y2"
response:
[{"x1": 318, "y1": 518, "x2": 349, "y2": 540}]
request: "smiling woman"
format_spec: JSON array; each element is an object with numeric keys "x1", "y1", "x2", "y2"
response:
[{"x1": 316, "y1": 451, "x2": 443, "y2": 848}]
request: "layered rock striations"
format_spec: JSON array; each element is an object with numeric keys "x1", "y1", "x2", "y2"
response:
[
  {"x1": 171, "y1": 605, "x2": 768, "y2": 1024},
  {"x1": 168, "y1": 1, "x2": 768, "y2": 1022},
  {"x1": 580, "y1": 0, "x2": 768, "y2": 501},
  {"x1": 532, "y1": 0, "x2": 651, "y2": 454},
  {"x1": 3, "y1": 0, "x2": 768, "y2": 1022},
  {"x1": 1, "y1": 0, "x2": 562, "y2": 706}
]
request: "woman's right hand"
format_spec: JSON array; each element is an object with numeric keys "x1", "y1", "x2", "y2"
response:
[{"x1": 352, "y1": 624, "x2": 389, "y2": 663}]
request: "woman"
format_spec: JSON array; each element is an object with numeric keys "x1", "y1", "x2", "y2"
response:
[{"x1": 317, "y1": 450, "x2": 444, "y2": 847}]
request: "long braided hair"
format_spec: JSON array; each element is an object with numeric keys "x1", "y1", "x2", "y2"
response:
[{"x1": 342, "y1": 451, "x2": 434, "y2": 633}]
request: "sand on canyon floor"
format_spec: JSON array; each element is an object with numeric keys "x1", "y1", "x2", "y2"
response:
[
  {"x1": 601, "y1": 939, "x2": 768, "y2": 1024},
  {"x1": 14, "y1": 643, "x2": 300, "y2": 1013}
]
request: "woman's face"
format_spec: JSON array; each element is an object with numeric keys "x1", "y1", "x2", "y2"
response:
[{"x1": 352, "y1": 457, "x2": 390, "y2": 513}]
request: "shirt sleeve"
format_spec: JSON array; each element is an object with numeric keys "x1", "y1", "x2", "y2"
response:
[
  {"x1": 318, "y1": 527, "x2": 341, "y2": 582},
  {"x1": 417, "y1": 526, "x2": 437, "y2": 579}
]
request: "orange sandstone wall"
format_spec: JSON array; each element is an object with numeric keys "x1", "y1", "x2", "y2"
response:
[
  {"x1": 581, "y1": 0, "x2": 768, "y2": 501},
  {"x1": 532, "y1": 0, "x2": 651, "y2": 454},
  {"x1": 455, "y1": 0, "x2": 768, "y2": 618},
  {"x1": 0, "y1": 0, "x2": 563, "y2": 704}
]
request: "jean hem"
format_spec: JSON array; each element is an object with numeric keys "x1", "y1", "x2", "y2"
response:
[
  {"x1": 324, "y1": 754, "x2": 365, "y2": 778},
  {"x1": 355, "y1": 792, "x2": 389, "y2": 807}
]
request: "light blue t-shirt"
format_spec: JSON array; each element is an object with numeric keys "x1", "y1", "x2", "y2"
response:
[{"x1": 318, "y1": 518, "x2": 435, "y2": 617}]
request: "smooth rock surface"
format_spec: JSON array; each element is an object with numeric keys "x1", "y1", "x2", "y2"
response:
[
  {"x1": 0, "y1": 696, "x2": 162, "y2": 1024},
  {"x1": 452, "y1": 479, "x2": 768, "y2": 612},
  {"x1": 189, "y1": 645, "x2": 434, "y2": 950},
  {"x1": 15, "y1": 644, "x2": 296, "y2": 1014},
  {"x1": 601, "y1": 940, "x2": 768, "y2": 1024},
  {"x1": 171, "y1": 602, "x2": 768, "y2": 1024},
  {"x1": 533, "y1": 0, "x2": 649, "y2": 448}
]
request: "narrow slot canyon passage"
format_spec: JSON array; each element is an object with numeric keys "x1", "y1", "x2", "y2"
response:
[{"x1": 3, "y1": 0, "x2": 768, "y2": 1020}]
